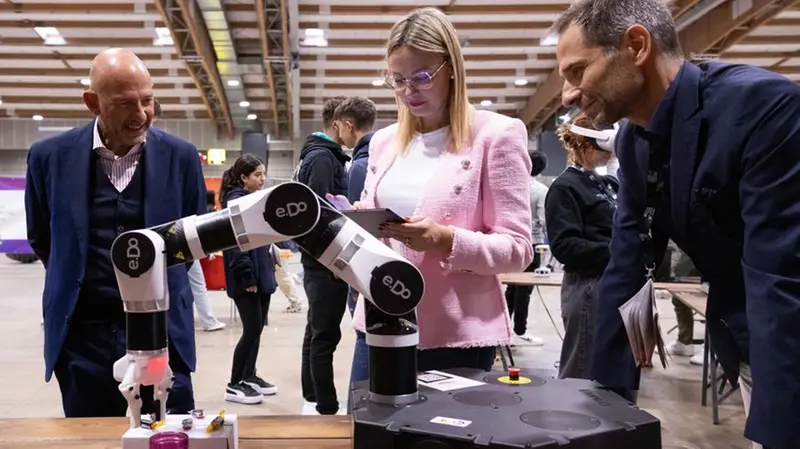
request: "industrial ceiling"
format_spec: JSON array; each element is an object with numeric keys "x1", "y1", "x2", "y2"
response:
[{"x1": 0, "y1": 0, "x2": 798, "y2": 139}]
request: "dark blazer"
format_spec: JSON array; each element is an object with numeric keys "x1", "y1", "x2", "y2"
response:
[
  {"x1": 25, "y1": 120, "x2": 207, "y2": 382},
  {"x1": 593, "y1": 61, "x2": 800, "y2": 448},
  {"x1": 347, "y1": 132, "x2": 373, "y2": 203}
]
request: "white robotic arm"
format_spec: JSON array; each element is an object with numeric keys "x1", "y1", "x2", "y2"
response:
[{"x1": 110, "y1": 182, "x2": 425, "y2": 428}]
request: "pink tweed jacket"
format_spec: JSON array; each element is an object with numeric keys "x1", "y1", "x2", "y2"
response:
[{"x1": 352, "y1": 109, "x2": 533, "y2": 349}]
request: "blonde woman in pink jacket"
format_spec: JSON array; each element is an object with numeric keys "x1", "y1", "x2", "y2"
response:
[{"x1": 335, "y1": 7, "x2": 533, "y2": 385}]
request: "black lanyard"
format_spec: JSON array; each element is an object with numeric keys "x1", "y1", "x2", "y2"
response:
[
  {"x1": 568, "y1": 165, "x2": 618, "y2": 208},
  {"x1": 638, "y1": 147, "x2": 667, "y2": 276}
]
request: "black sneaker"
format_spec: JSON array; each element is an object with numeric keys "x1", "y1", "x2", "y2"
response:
[
  {"x1": 224, "y1": 381, "x2": 262, "y2": 404},
  {"x1": 244, "y1": 376, "x2": 278, "y2": 396}
]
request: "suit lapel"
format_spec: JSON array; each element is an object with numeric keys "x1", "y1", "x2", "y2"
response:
[
  {"x1": 65, "y1": 121, "x2": 95, "y2": 263},
  {"x1": 143, "y1": 127, "x2": 171, "y2": 226},
  {"x1": 669, "y1": 63, "x2": 703, "y2": 248}
]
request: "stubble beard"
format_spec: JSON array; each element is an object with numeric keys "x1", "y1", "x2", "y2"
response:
[{"x1": 593, "y1": 65, "x2": 643, "y2": 127}]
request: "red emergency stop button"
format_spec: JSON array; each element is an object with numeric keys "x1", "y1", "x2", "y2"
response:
[{"x1": 508, "y1": 367, "x2": 521, "y2": 381}]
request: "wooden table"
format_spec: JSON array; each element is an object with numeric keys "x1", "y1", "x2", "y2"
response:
[
  {"x1": 0, "y1": 416, "x2": 350, "y2": 448},
  {"x1": 0, "y1": 415, "x2": 700, "y2": 449},
  {"x1": 499, "y1": 272, "x2": 703, "y2": 293},
  {"x1": 496, "y1": 271, "x2": 702, "y2": 347}
]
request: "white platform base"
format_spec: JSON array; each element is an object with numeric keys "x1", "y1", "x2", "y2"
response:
[{"x1": 122, "y1": 414, "x2": 238, "y2": 449}]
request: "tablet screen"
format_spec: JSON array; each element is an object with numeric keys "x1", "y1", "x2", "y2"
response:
[{"x1": 342, "y1": 208, "x2": 405, "y2": 237}]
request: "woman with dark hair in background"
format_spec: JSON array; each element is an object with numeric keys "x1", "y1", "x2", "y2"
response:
[
  {"x1": 505, "y1": 150, "x2": 549, "y2": 347},
  {"x1": 545, "y1": 112, "x2": 618, "y2": 380},
  {"x1": 219, "y1": 154, "x2": 278, "y2": 405}
]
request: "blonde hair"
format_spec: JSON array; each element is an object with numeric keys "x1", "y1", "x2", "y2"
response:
[
  {"x1": 385, "y1": 7, "x2": 472, "y2": 153},
  {"x1": 556, "y1": 112, "x2": 596, "y2": 167}
]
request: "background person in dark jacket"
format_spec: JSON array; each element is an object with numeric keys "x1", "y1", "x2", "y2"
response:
[
  {"x1": 219, "y1": 155, "x2": 278, "y2": 405},
  {"x1": 295, "y1": 96, "x2": 352, "y2": 415},
  {"x1": 334, "y1": 96, "x2": 377, "y2": 205},
  {"x1": 545, "y1": 112, "x2": 617, "y2": 380},
  {"x1": 332, "y1": 96, "x2": 377, "y2": 389}
]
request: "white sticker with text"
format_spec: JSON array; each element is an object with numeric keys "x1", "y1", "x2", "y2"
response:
[
  {"x1": 430, "y1": 416, "x2": 472, "y2": 428},
  {"x1": 417, "y1": 370, "x2": 485, "y2": 392}
]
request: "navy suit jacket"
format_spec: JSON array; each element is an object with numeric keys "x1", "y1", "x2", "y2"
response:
[
  {"x1": 25, "y1": 120, "x2": 207, "y2": 382},
  {"x1": 593, "y1": 61, "x2": 800, "y2": 448}
]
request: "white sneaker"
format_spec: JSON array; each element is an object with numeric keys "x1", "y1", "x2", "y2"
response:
[
  {"x1": 302, "y1": 401, "x2": 318, "y2": 415},
  {"x1": 243, "y1": 375, "x2": 278, "y2": 396},
  {"x1": 667, "y1": 340, "x2": 694, "y2": 357},
  {"x1": 690, "y1": 351, "x2": 704, "y2": 366},
  {"x1": 203, "y1": 321, "x2": 226, "y2": 332},
  {"x1": 224, "y1": 382, "x2": 263, "y2": 404},
  {"x1": 514, "y1": 333, "x2": 544, "y2": 346},
  {"x1": 301, "y1": 401, "x2": 346, "y2": 415}
]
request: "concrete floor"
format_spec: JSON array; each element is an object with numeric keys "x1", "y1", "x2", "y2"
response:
[{"x1": 0, "y1": 255, "x2": 750, "y2": 447}]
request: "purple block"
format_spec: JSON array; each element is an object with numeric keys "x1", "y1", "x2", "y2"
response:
[
  {"x1": 0, "y1": 177, "x2": 25, "y2": 190},
  {"x1": 0, "y1": 240, "x2": 33, "y2": 254}
]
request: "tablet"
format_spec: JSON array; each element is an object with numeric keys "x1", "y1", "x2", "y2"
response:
[{"x1": 343, "y1": 208, "x2": 405, "y2": 237}]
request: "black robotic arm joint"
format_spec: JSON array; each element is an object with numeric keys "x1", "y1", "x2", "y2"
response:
[
  {"x1": 369, "y1": 260, "x2": 425, "y2": 316},
  {"x1": 291, "y1": 203, "x2": 347, "y2": 259},
  {"x1": 261, "y1": 181, "x2": 320, "y2": 237},
  {"x1": 111, "y1": 231, "x2": 158, "y2": 278}
]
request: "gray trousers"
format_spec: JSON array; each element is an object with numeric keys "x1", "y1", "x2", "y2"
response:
[{"x1": 558, "y1": 271, "x2": 602, "y2": 380}]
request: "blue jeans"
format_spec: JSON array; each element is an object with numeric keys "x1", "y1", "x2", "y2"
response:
[
  {"x1": 188, "y1": 261, "x2": 217, "y2": 327},
  {"x1": 347, "y1": 290, "x2": 370, "y2": 387}
]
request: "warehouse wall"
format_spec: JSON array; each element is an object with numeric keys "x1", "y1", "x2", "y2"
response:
[
  {"x1": 299, "y1": 119, "x2": 397, "y2": 137},
  {"x1": 0, "y1": 147, "x2": 297, "y2": 180},
  {"x1": 0, "y1": 117, "x2": 544, "y2": 178},
  {"x1": 0, "y1": 118, "x2": 240, "y2": 151},
  {"x1": 0, "y1": 118, "x2": 299, "y2": 178}
]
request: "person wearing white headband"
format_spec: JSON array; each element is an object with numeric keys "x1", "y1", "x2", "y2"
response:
[
  {"x1": 568, "y1": 122, "x2": 619, "y2": 152},
  {"x1": 544, "y1": 112, "x2": 619, "y2": 380}
]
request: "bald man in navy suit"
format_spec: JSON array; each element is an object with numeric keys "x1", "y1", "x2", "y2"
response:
[{"x1": 25, "y1": 48, "x2": 206, "y2": 417}]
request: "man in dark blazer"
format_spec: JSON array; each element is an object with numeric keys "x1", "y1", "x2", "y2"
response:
[
  {"x1": 25, "y1": 48, "x2": 206, "y2": 417},
  {"x1": 553, "y1": 1, "x2": 800, "y2": 448}
]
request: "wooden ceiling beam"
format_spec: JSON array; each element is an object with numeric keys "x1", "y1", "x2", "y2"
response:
[{"x1": 520, "y1": 0, "x2": 796, "y2": 131}]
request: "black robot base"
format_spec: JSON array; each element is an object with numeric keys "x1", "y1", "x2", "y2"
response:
[{"x1": 350, "y1": 368, "x2": 661, "y2": 449}]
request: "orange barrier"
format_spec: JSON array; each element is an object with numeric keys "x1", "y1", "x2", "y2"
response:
[
  {"x1": 200, "y1": 256, "x2": 226, "y2": 291},
  {"x1": 205, "y1": 177, "x2": 221, "y2": 209}
]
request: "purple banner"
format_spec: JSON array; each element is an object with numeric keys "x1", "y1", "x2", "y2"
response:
[
  {"x1": 0, "y1": 240, "x2": 31, "y2": 254},
  {"x1": 0, "y1": 177, "x2": 32, "y2": 253},
  {"x1": 0, "y1": 177, "x2": 25, "y2": 190}
]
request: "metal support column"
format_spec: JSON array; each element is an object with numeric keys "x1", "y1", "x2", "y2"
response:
[
  {"x1": 154, "y1": 0, "x2": 235, "y2": 138},
  {"x1": 256, "y1": 0, "x2": 291, "y2": 139}
]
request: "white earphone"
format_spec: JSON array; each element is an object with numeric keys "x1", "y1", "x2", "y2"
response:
[{"x1": 569, "y1": 123, "x2": 619, "y2": 152}]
